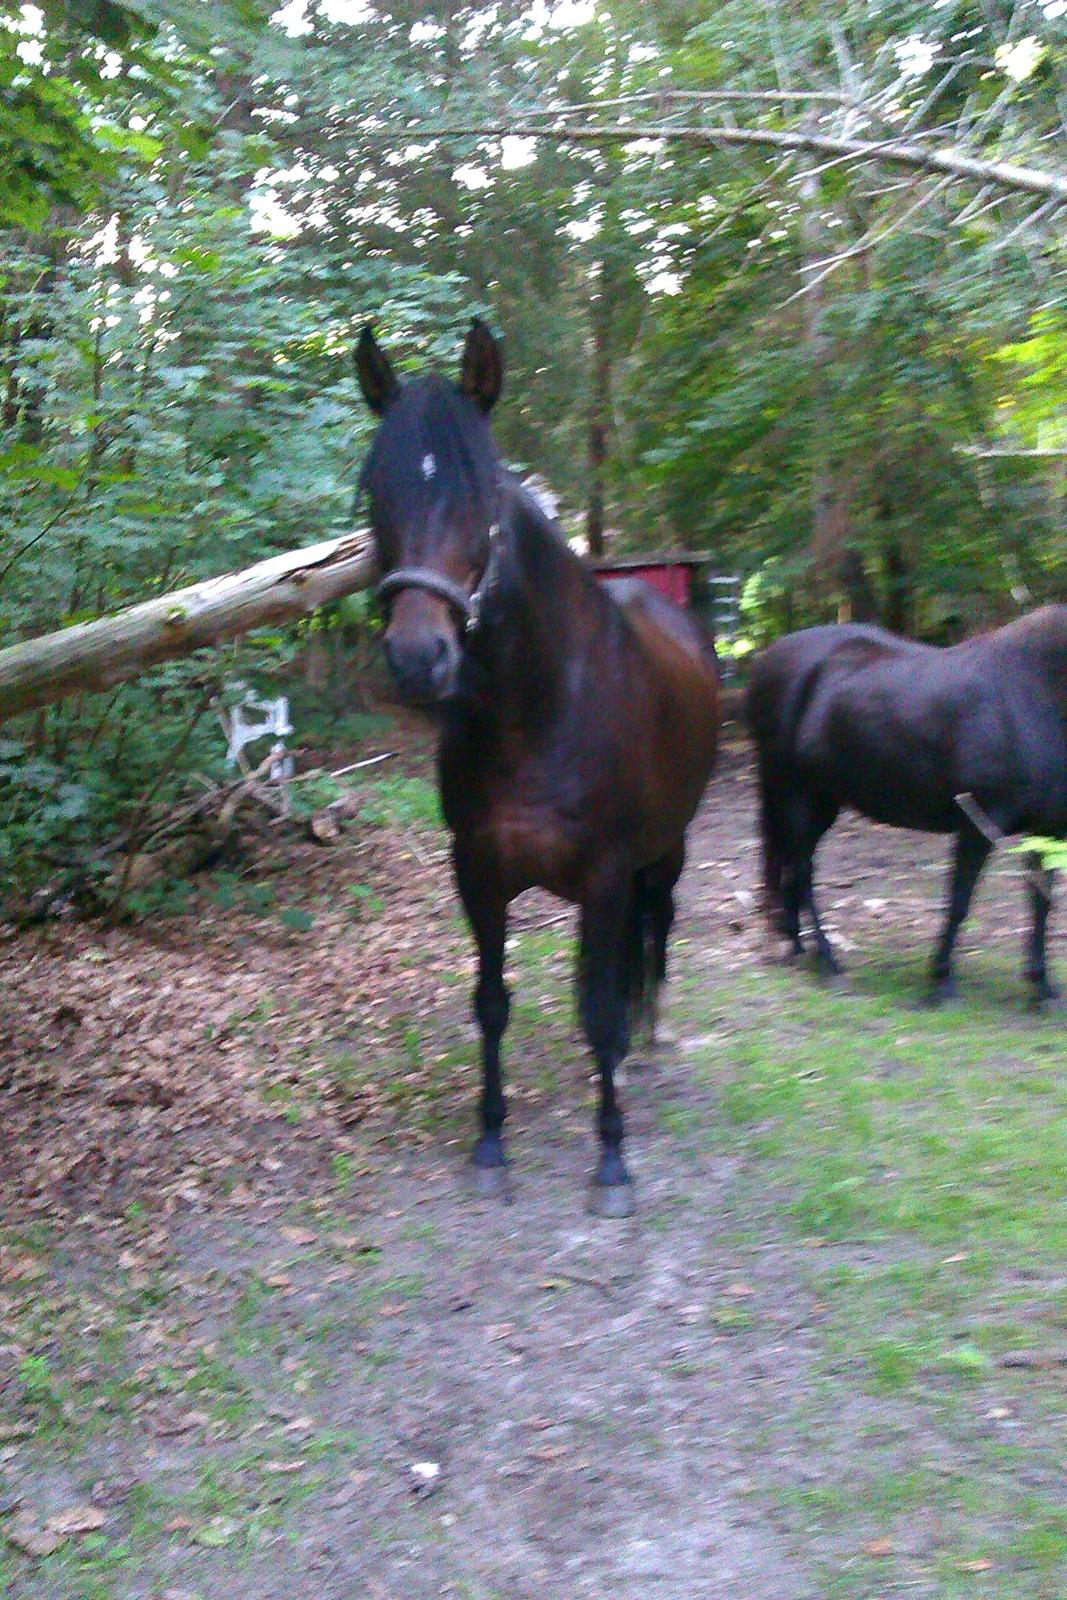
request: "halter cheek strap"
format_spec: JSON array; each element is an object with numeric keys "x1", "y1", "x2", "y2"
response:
[{"x1": 376, "y1": 522, "x2": 501, "y2": 635}]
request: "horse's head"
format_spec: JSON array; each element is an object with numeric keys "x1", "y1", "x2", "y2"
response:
[{"x1": 356, "y1": 319, "x2": 503, "y2": 705}]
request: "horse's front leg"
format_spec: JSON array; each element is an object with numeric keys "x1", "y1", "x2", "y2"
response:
[
  {"x1": 924, "y1": 822, "x2": 992, "y2": 1005},
  {"x1": 454, "y1": 849, "x2": 511, "y2": 1197},
  {"x1": 1024, "y1": 852, "x2": 1060, "y2": 1010},
  {"x1": 578, "y1": 874, "x2": 636, "y2": 1218}
]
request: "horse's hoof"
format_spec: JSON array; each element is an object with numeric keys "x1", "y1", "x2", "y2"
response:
[
  {"x1": 469, "y1": 1162, "x2": 511, "y2": 1200},
  {"x1": 469, "y1": 1134, "x2": 510, "y2": 1199},
  {"x1": 1032, "y1": 991, "x2": 1066, "y2": 1015},
  {"x1": 588, "y1": 1179, "x2": 636, "y2": 1219}
]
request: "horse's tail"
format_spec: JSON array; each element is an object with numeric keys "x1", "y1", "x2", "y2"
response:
[
  {"x1": 755, "y1": 770, "x2": 791, "y2": 932},
  {"x1": 746, "y1": 652, "x2": 806, "y2": 935},
  {"x1": 624, "y1": 869, "x2": 658, "y2": 1035}
]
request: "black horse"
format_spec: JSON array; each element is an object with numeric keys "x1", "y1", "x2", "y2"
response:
[
  {"x1": 747, "y1": 610, "x2": 1067, "y2": 1007},
  {"x1": 356, "y1": 320, "x2": 720, "y2": 1213}
]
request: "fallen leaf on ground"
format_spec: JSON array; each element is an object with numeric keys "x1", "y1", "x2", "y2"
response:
[
  {"x1": 47, "y1": 1504, "x2": 106, "y2": 1536},
  {"x1": 863, "y1": 1537, "x2": 894, "y2": 1557},
  {"x1": 957, "y1": 1559, "x2": 993, "y2": 1572},
  {"x1": 280, "y1": 1226, "x2": 317, "y2": 1247},
  {"x1": 0, "y1": 1251, "x2": 45, "y2": 1283},
  {"x1": 4, "y1": 1517, "x2": 64, "y2": 1556},
  {"x1": 262, "y1": 1459, "x2": 307, "y2": 1474}
]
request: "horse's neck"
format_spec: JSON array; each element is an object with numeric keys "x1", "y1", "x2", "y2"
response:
[{"x1": 477, "y1": 507, "x2": 597, "y2": 724}]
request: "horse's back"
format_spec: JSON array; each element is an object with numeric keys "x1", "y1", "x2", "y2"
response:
[
  {"x1": 750, "y1": 615, "x2": 1067, "y2": 835},
  {"x1": 603, "y1": 575, "x2": 719, "y2": 678},
  {"x1": 749, "y1": 624, "x2": 971, "y2": 829},
  {"x1": 747, "y1": 623, "x2": 907, "y2": 758}
]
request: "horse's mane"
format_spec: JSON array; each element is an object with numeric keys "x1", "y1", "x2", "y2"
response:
[{"x1": 501, "y1": 479, "x2": 615, "y2": 610}]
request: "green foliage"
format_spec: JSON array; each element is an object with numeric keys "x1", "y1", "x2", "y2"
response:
[
  {"x1": 1015, "y1": 837, "x2": 1067, "y2": 871},
  {"x1": 2, "y1": 0, "x2": 1067, "y2": 894},
  {"x1": 357, "y1": 775, "x2": 442, "y2": 832}
]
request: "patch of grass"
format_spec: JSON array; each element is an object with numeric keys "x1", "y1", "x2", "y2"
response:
[
  {"x1": 358, "y1": 773, "x2": 442, "y2": 830},
  {"x1": 676, "y1": 946, "x2": 1067, "y2": 1597}
]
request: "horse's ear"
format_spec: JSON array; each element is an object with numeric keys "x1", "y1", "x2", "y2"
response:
[
  {"x1": 355, "y1": 324, "x2": 400, "y2": 416},
  {"x1": 459, "y1": 318, "x2": 503, "y2": 413}
]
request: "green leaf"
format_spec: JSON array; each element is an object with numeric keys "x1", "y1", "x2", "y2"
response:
[{"x1": 277, "y1": 906, "x2": 315, "y2": 933}]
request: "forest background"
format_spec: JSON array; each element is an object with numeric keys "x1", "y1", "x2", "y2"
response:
[{"x1": 1, "y1": 0, "x2": 1065, "y2": 893}]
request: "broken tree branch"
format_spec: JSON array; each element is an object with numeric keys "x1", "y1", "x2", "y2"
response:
[{"x1": 0, "y1": 529, "x2": 375, "y2": 722}]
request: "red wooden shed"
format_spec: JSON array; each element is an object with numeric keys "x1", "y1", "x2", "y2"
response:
[{"x1": 592, "y1": 553, "x2": 706, "y2": 609}]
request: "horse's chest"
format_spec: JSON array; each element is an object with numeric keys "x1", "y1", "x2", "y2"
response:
[
  {"x1": 484, "y1": 786, "x2": 584, "y2": 893},
  {"x1": 450, "y1": 757, "x2": 586, "y2": 895}
]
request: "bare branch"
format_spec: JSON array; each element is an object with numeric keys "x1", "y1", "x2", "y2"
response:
[
  {"x1": 396, "y1": 119, "x2": 1067, "y2": 203},
  {"x1": 781, "y1": 175, "x2": 957, "y2": 305},
  {"x1": 527, "y1": 88, "x2": 847, "y2": 116}
]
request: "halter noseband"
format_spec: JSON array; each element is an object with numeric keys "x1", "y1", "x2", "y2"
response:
[{"x1": 376, "y1": 523, "x2": 500, "y2": 635}]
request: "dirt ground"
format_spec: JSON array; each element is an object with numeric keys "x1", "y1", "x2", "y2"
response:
[{"x1": 0, "y1": 727, "x2": 1063, "y2": 1598}]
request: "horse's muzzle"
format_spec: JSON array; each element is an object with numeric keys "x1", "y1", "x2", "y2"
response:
[{"x1": 383, "y1": 631, "x2": 460, "y2": 705}]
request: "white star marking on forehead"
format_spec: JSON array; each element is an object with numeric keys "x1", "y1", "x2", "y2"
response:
[{"x1": 421, "y1": 453, "x2": 437, "y2": 480}]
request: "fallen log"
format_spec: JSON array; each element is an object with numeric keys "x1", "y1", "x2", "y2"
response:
[{"x1": 0, "y1": 528, "x2": 375, "y2": 722}]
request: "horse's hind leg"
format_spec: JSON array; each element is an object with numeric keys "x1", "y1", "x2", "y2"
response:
[
  {"x1": 924, "y1": 822, "x2": 992, "y2": 1006},
  {"x1": 784, "y1": 798, "x2": 841, "y2": 977},
  {"x1": 578, "y1": 874, "x2": 635, "y2": 1218},
  {"x1": 454, "y1": 850, "x2": 511, "y2": 1196},
  {"x1": 1024, "y1": 853, "x2": 1060, "y2": 1009},
  {"x1": 645, "y1": 843, "x2": 685, "y2": 1047},
  {"x1": 796, "y1": 813, "x2": 842, "y2": 979}
]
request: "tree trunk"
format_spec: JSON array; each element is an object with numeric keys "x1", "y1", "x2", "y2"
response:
[
  {"x1": 586, "y1": 257, "x2": 612, "y2": 558},
  {"x1": 0, "y1": 531, "x2": 374, "y2": 722},
  {"x1": 799, "y1": 171, "x2": 858, "y2": 611},
  {"x1": 883, "y1": 537, "x2": 910, "y2": 633}
]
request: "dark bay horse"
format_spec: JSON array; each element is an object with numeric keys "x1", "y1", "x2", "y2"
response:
[
  {"x1": 356, "y1": 320, "x2": 720, "y2": 1214},
  {"x1": 747, "y1": 610, "x2": 1067, "y2": 1007}
]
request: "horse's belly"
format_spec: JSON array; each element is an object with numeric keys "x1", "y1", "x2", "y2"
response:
[{"x1": 799, "y1": 698, "x2": 958, "y2": 831}]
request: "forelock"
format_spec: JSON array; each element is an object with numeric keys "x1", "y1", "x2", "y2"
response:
[{"x1": 359, "y1": 376, "x2": 499, "y2": 514}]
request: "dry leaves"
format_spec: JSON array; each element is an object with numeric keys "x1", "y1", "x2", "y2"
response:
[
  {"x1": 3, "y1": 1502, "x2": 106, "y2": 1557},
  {"x1": 47, "y1": 1504, "x2": 107, "y2": 1537},
  {"x1": 279, "y1": 1226, "x2": 318, "y2": 1247}
]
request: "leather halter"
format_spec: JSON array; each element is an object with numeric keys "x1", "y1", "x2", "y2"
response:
[{"x1": 376, "y1": 522, "x2": 500, "y2": 635}]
